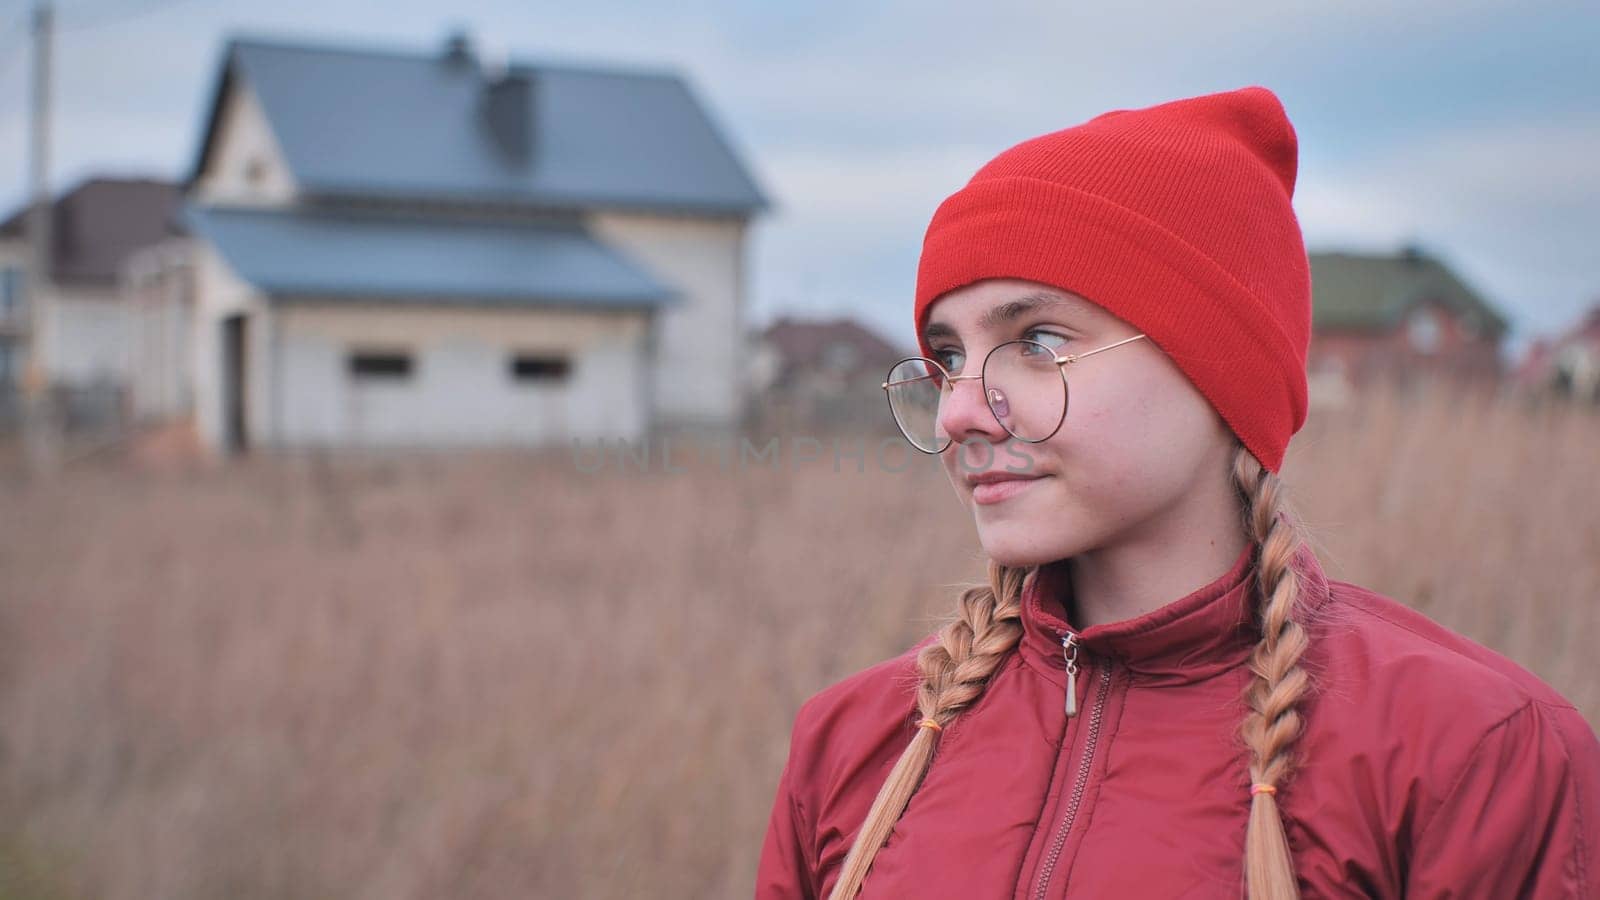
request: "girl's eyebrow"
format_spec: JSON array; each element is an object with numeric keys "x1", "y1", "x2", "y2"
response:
[{"x1": 922, "y1": 291, "x2": 1086, "y2": 344}]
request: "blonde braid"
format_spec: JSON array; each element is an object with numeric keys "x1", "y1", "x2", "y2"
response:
[
  {"x1": 826, "y1": 560, "x2": 1030, "y2": 900},
  {"x1": 1232, "y1": 444, "x2": 1314, "y2": 900}
]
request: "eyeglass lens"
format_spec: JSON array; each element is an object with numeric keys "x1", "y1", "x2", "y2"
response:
[{"x1": 884, "y1": 341, "x2": 1068, "y2": 451}]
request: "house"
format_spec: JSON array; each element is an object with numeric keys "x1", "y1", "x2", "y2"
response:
[
  {"x1": 1513, "y1": 304, "x2": 1600, "y2": 404},
  {"x1": 0, "y1": 177, "x2": 181, "y2": 395},
  {"x1": 0, "y1": 237, "x2": 20, "y2": 391},
  {"x1": 1306, "y1": 245, "x2": 1510, "y2": 403},
  {"x1": 129, "y1": 32, "x2": 769, "y2": 454},
  {"x1": 748, "y1": 316, "x2": 905, "y2": 427}
]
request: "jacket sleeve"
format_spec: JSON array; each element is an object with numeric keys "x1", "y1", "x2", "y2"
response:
[
  {"x1": 755, "y1": 707, "x2": 819, "y2": 900},
  {"x1": 1404, "y1": 698, "x2": 1600, "y2": 897}
]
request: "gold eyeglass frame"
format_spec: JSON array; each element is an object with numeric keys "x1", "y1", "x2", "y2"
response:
[{"x1": 881, "y1": 333, "x2": 1149, "y2": 453}]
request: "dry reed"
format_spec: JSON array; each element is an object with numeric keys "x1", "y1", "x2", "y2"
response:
[{"x1": 0, "y1": 379, "x2": 1594, "y2": 898}]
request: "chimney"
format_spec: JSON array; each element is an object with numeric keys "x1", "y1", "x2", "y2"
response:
[
  {"x1": 441, "y1": 29, "x2": 474, "y2": 67},
  {"x1": 482, "y1": 69, "x2": 534, "y2": 164}
]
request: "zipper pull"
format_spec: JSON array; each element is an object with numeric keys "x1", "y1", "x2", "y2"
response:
[{"x1": 1062, "y1": 631, "x2": 1080, "y2": 717}]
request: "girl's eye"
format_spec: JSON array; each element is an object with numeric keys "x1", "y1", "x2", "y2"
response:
[
  {"x1": 1023, "y1": 328, "x2": 1072, "y2": 351},
  {"x1": 933, "y1": 347, "x2": 965, "y2": 372}
]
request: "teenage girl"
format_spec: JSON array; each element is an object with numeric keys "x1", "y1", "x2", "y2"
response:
[{"x1": 756, "y1": 85, "x2": 1600, "y2": 899}]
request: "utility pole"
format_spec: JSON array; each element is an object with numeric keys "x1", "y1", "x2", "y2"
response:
[{"x1": 21, "y1": 0, "x2": 57, "y2": 473}]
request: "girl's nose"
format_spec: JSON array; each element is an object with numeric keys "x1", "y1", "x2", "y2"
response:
[
  {"x1": 935, "y1": 376, "x2": 1008, "y2": 450},
  {"x1": 987, "y1": 387, "x2": 1011, "y2": 420}
]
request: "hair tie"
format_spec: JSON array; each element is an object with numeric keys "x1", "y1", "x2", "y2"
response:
[
  {"x1": 1250, "y1": 783, "x2": 1277, "y2": 797},
  {"x1": 917, "y1": 717, "x2": 943, "y2": 733}
]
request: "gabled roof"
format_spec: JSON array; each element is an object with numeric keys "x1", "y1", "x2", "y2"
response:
[
  {"x1": 183, "y1": 204, "x2": 676, "y2": 308},
  {"x1": 189, "y1": 35, "x2": 771, "y2": 215},
  {"x1": 1309, "y1": 247, "x2": 1509, "y2": 338},
  {"x1": 1555, "y1": 304, "x2": 1600, "y2": 353},
  {"x1": 0, "y1": 177, "x2": 183, "y2": 285},
  {"x1": 1557, "y1": 304, "x2": 1600, "y2": 346},
  {"x1": 760, "y1": 316, "x2": 905, "y2": 367}
]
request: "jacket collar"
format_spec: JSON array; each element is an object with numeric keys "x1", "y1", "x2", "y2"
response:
[{"x1": 1017, "y1": 539, "x2": 1332, "y2": 686}]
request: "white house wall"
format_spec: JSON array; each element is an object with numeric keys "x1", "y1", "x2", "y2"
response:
[
  {"x1": 0, "y1": 238, "x2": 132, "y2": 389},
  {"x1": 270, "y1": 302, "x2": 651, "y2": 448},
  {"x1": 589, "y1": 211, "x2": 748, "y2": 428},
  {"x1": 47, "y1": 287, "x2": 129, "y2": 386},
  {"x1": 124, "y1": 238, "x2": 199, "y2": 423},
  {"x1": 189, "y1": 242, "x2": 271, "y2": 453},
  {"x1": 192, "y1": 78, "x2": 297, "y2": 207},
  {"x1": 129, "y1": 284, "x2": 191, "y2": 420}
]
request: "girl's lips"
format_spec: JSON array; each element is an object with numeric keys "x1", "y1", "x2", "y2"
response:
[{"x1": 971, "y1": 475, "x2": 1045, "y2": 505}]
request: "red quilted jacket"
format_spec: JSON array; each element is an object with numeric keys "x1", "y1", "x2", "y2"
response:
[{"x1": 756, "y1": 542, "x2": 1600, "y2": 898}]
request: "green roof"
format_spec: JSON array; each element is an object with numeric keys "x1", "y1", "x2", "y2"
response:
[{"x1": 1309, "y1": 248, "x2": 1508, "y2": 338}]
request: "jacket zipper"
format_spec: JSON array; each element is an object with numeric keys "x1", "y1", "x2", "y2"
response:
[
  {"x1": 1033, "y1": 631, "x2": 1114, "y2": 900},
  {"x1": 1062, "y1": 632, "x2": 1081, "y2": 716}
]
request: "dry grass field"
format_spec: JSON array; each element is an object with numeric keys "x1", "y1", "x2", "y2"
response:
[{"x1": 0, "y1": 379, "x2": 1596, "y2": 899}]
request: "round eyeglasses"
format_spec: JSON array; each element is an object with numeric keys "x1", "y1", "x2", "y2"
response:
[{"x1": 881, "y1": 333, "x2": 1148, "y2": 453}]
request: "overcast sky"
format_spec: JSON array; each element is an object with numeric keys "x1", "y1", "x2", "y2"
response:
[{"x1": 0, "y1": 0, "x2": 1594, "y2": 355}]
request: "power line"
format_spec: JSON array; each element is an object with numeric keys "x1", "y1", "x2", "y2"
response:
[
  {"x1": 0, "y1": 10, "x2": 27, "y2": 59},
  {"x1": 1, "y1": 0, "x2": 212, "y2": 204},
  {"x1": 0, "y1": 13, "x2": 32, "y2": 125},
  {"x1": 0, "y1": 0, "x2": 208, "y2": 39},
  {"x1": 0, "y1": 6, "x2": 36, "y2": 96},
  {"x1": 0, "y1": 0, "x2": 208, "y2": 121},
  {"x1": 55, "y1": 0, "x2": 209, "y2": 33}
]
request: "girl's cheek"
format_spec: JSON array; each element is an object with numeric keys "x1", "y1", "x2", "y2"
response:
[
  {"x1": 1062, "y1": 401, "x2": 1121, "y2": 448},
  {"x1": 1000, "y1": 440, "x2": 1039, "y2": 474}
]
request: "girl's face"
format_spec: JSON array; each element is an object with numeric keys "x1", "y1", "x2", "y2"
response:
[{"x1": 923, "y1": 278, "x2": 1239, "y2": 568}]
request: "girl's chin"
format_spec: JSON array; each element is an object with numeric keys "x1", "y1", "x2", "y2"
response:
[
  {"x1": 979, "y1": 545, "x2": 1058, "y2": 570},
  {"x1": 975, "y1": 527, "x2": 1073, "y2": 570}
]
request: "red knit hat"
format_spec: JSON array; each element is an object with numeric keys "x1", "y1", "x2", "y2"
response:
[{"x1": 914, "y1": 85, "x2": 1311, "y2": 473}]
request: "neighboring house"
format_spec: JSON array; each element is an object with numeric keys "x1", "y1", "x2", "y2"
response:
[
  {"x1": 0, "y1": 177, "x2": 181, "y2": 392},
  {"x1": 130, "y1": 31, "x2": 768, "y2": 454},
  {"x1": 1513, "y1": 304, "x2": 1600, "y2": 404},
  {"x1": 0, "y1": 241, "x2": 22, "y2": 389},
  {"x1": 1307, "y1": 245, "x2": 1509, "y2": 403},
  {"x1": 749, "y1": 316, "x2": 905, "y2": 426}
]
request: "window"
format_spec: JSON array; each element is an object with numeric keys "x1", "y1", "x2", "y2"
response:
[
  {"x1": 1406, "y1": 308, "x2": 1440, "y2": 355},
  {"x1": 0, "y1": 266, "x2": 23, "y2": 321},
  {"x1": 822, "y1": 340, "x2": 859, "y2": 372},
  {"x1": 510, "y1": 353, "x2": 571, "y2": 382},
  {"x1": 348, "y1": 350, "x2": 414, "y2": 380}
]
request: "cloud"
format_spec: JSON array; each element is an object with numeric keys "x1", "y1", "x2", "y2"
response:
[{"x1": 0, "y1": 0, "x2": 1592, "y2": 350}]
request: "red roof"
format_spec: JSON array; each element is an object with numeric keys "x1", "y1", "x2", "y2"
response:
[
  {"x1": 760, "y1": 316, "x2": 905, "y2": 372},
  {"x1": 1565, "y1": 304, "x2": 1600, "y2": 344}
]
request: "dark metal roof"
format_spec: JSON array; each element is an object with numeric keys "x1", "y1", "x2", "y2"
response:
[
  {"x1": 182, "y1": 204, "x2": 677, "y2": 308},
  {"x1": 189, "y1": 36, "x2": 771, "y2": 215},
  {"x1": 0, "y1": 177, "x2": 183, "y2": 286}
]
